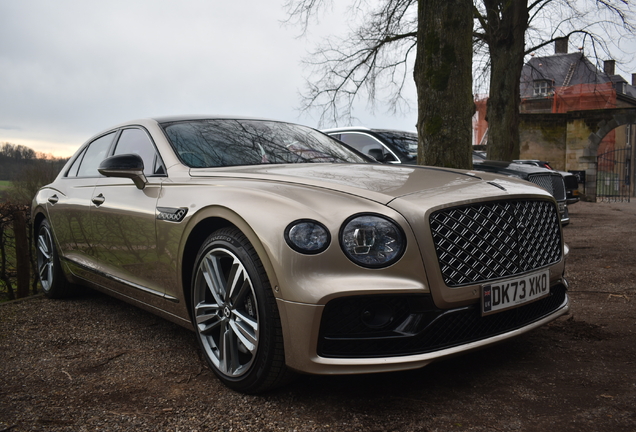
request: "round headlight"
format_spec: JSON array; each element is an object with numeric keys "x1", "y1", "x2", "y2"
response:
[
  {"x1": 339, "y1": 214, "x2": 406, "y2": 268},
  {"x1": 285, "y1": 219, "x2": 330, "y2": 254}
]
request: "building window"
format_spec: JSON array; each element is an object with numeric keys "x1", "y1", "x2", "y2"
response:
[
  {"x1": 533, "y1": 80, "x2": 552, "y2": 97},
  {"x1": 617, "y1": 82, "x2": 626, "y2": 94}
]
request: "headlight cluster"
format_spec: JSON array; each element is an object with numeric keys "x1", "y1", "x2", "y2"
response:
[
  {"x1": 285, "y1": 214, "x2": 406, "y2": 268},
  {"x1": 340, "y1": 214, "x2": 406, "y2": 268},
  {"x1": 284, "y1": 220, "x2": 330, "y2": 254}
]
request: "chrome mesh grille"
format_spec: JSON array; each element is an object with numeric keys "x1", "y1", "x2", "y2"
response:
[
  {"x1": 430, "y1": 200, "x2": 562, "y2": 287},
  {"x1": 528, "y1": 173, "x2": 566, "y2": 201}
]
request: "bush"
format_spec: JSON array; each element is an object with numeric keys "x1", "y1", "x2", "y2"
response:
[
  {"x1": 7, "y1": 160, "x2": 65, "y2": 205},
  {"x1": 0, "y1": 203, "x2": 37, "y2": 301}
]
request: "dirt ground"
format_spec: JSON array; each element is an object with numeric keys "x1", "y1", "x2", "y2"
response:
[{"x1": 1, "y1": 201, "x2": 635, "y2": 432}]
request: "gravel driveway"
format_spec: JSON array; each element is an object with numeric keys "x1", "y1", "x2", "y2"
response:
[{"x1": 1, "y1": 201, "x2": 635, "y2": 432}]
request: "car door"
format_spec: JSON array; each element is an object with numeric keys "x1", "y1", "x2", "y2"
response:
[
  {"x1": 46, "y1": 132, "x2": 117, "y2": 279},
  {"x1": 89, "y1": 127, "x2": 167, "y2": 301}
]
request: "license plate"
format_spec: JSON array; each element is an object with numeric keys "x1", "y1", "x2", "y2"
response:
[{"x1": 482, "y1": 269, "x2": 550, "y2": 316}]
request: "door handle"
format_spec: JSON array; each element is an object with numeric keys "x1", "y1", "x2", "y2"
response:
[
  {"x1": 48, "y1": 194, "x2": 59, "y2": 204},
  {"x1": 92, "y1": 193, "x2": 105, "y2": 206}
]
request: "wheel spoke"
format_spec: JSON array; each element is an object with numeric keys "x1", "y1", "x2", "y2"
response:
[
  {"x1": 229, "y1": 312, "x2": 257, "y2": 353},
  {"x1": 201, "y1": 255, "x2": 226, "y2": 306},
  {"x1": 229, "y1": 276, "x2": 251, "y2": 305},
  {"x1": 39, "y1": 261, "x2": 49, "y2": 280},
  {"x1": 37, "y1": 235, "x2": 51, "y2": 260},
  {"x1": 195, "y1": 302, "x2": 223, "y2": 334},
  {"x1": 225, "y1": 259, "x2": 243, "y2": 301},
  {"x1": 220, "y1": 324, "x2": 240, "y2": 375}
]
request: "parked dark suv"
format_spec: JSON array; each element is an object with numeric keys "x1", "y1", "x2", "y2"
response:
[
  {"x1": 324, "y1": 127, "x2": 570, "y2": 225},
  {"x1": 514, "y1": 160, "x2": 580, "y2": 205}
]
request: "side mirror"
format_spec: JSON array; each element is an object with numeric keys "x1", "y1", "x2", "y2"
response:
[{"x1": 98, "y1": 154, "x2": 147, "y2": 190}]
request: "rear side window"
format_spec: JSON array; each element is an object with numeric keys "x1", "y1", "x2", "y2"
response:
[
  {"x1": 65, "y1": 147, "x2": 87, "y2": 177},
  {"x1": 73, "y1": 132, "x2": 116, "y2": 178}
]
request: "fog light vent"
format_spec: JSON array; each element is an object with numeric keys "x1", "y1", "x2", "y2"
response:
[{"x1": 361, "y1": 303, "x2": 394, "y2": 328}]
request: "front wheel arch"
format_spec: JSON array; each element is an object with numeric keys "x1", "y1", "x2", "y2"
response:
[
  {"x1": 179, "y1": 211, "x2": 280, "y2": 323},
  {"x1": 190, "y1": 226, "x2": 291, "y2": 393}
]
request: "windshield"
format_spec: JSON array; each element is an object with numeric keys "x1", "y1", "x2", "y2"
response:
[
  {"x1": 374, "y1": 130, "x2": 418, "y2": 158},
  {"x1": 162, "y1": 119, "x2": 369, "y2": 168}
]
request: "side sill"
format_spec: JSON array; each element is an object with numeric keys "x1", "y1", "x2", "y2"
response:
[{"x1": 60, "y1": 256, "x2": 179, "y2": 303}]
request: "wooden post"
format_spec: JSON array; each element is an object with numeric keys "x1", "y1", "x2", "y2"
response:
[{"x1": 13, "y1": 209, "x2": 30, "y2": 298}]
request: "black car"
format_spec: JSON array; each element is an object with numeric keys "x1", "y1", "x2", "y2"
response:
[
  {"x1": 324, "y1": 127, "x2": 570, "y2": 225},
  {"x1": 514, "y1": 160, "x2": 580, "y2": 205}
]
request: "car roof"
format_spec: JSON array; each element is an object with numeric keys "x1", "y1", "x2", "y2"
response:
[
  {"x1": 152, "y1": 114, "x2": 283, "y2": 124},
  {"x1": 322, "y1": 126, "x2": 417, "y2": 135}
]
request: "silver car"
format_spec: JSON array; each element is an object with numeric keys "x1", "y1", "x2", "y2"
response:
[{"x1": 33, "y1": 116, "x2": 570, "y2": 393}]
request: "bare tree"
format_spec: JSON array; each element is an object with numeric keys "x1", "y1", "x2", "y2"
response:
[
  {"x1": 285, "y1": 0, "x2": 473, "y2": 169},
  {"x1": 474, "y1": 0, "x2": 529, "y2": 161},
  {"x1": 474, "y1": 0, "x2": 635, "y2": 161},
  {"x1": 286, "y1": 0, "x2": 635, "y2": 165},
  {"x1": 285, "y1": 0, "x2": 419, "y2": 127}
]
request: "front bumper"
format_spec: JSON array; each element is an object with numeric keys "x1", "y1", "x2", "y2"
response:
[{"x1": 277, "y1": 280, "x2": 569, "y2": 375}]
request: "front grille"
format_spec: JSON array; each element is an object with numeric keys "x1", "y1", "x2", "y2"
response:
[
  {"x1": 528, "y1": 173, "x2": 566, "y2": 201},
  {"x1": 430, "y1": 200, "x2": 562, "y2": 287},
  {"x1": 318, "y1": 284, "x2": 567, "y2": 358}
]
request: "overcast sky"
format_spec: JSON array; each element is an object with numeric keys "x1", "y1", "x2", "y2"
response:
[
  {"x1": 0, "y1": 0, "x2": 417, "y2": 157},
  {"x1": 1, "y1": 1, "x2": 634, "y2": 158}
]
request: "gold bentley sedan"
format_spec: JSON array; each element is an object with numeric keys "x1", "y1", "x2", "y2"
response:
[{"x1": 32, "y1": 116, "x2": 570, "y2": 393}]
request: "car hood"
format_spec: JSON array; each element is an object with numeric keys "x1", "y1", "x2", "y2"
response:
[{"x1": 189, "y1": 163, "x2": 546, "y2": 205}]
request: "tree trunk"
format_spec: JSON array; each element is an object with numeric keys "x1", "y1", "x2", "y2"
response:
[
  {"x1": 414, "y1": 0, "x2": 474, "y2": 169},
  {"x1": 484, "y1": 0, "x2": 529, "y2": 161}
]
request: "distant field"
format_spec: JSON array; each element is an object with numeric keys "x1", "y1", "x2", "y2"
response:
[
  {"x1": 0, "y1": 180, "x2": 11, "y2": 197},
  {"x1": 0, "y1": 181, "x2": 11, "y2": 202}
]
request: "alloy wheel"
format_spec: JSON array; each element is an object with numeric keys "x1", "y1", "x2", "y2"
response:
[{"x1": 193, "y1": 247, "x2": 259, "y2": 378}]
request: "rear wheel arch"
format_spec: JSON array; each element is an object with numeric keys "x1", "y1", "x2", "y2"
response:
[
  {"x1": 32, "y1": 210, "x2": 47, "y2": 238},
  {"x1": 35, "y1": 217, "x2": 74, "y2": 298}
]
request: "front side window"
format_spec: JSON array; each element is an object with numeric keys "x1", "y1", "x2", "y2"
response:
[
  {"x1": 113, "y1": 128, "x2": 164, "y2": 175},
  {"x1": 338, "y1": 133, "x2": 398, "y2": 162},
  {"x1": 374, "y1": 131, "x2": 418, "y2": 159},
  {"x1": 75, "y1": 132, "x2": 116, "y2": 178},
  {"x1": 161, "y1": 119, "x2": 369, "y2": 168}
]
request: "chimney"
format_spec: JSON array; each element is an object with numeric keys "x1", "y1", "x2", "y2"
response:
[
  {"x1": 555, "y1": 37, "x2": 568, "y2": 54},
  {"x1": 604, "y1": 60, "x2": 616, "y2": 76}
]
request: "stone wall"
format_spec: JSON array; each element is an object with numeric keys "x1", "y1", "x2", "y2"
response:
[
  {"x1": 518, "y1": 108, "x2": 636, "y2": 201},
  {"x1": 519, "y1": 113, "x2": 568, "y2": 170}
]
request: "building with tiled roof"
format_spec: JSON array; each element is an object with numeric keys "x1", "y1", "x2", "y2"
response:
[{"x1": 473, "y1": 37, "x2": 636, "y2": 201}]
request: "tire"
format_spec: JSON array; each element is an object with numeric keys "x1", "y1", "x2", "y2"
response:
[
  {"x1": 191, "y1": 227, "x2": 290, "y2": 393},
  {"x1": 36, "y1": 219, "x2": 74, "y2": 298}
]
